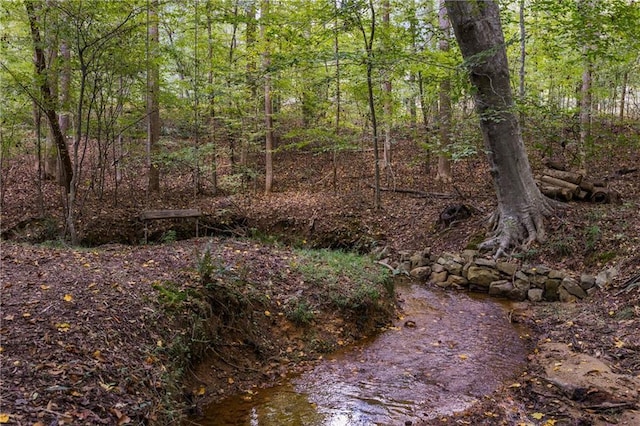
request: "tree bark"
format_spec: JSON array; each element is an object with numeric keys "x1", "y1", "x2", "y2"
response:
[
  {"x1": 43, "y1": 0, "x2": 58, "y2": 181},
  {"x1": 205, "y1": 0, "x2": 217, "y2": 194},
  {"x1": 619, "y1": 71, "x2": 627, "y2": 122},
  {"x1": 577, "y1": 0, "x2": 595, "y2": 172},
  {"x1": 147, "y1": 0, "x2": 161, "y2": 193},
  {"x1": 25, "y1": 0, "x2": 73, "y2": 193},
  {"x1": 359, "y1": 0, "x2": 380, "y2": 209},
  {"x1": 243, "y1": 2, "x2": 257, "y2": 175},
  {"x1": 445, "y1": 0, "x2": 555, "y2": 258},
  {"x1": 436, "y1": 0, "x2": 452, "y2": 184},
  {"x1": 518, "y1": 0, "x2": 526, "y2": 126},
  {"x1": 57, "y1": 40, "x2": 71, "y2": 182},
  {"x1": 382, "y1": 0, "x2": 392, "y2": 174},
  {"x1": 261, "y1": 0, "x2": 274, "y2": 194},
  {"x1": 333, "y1": 0, "x2": 341, "y2": 193}
]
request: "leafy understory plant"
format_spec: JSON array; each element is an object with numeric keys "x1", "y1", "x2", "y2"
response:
[{"x1": 290, "y1": 248, "x2": 393, "y2": 312}]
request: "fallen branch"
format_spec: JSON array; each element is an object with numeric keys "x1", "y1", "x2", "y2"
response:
[{"x1": 370, "y1": 184, "x2": 455, "y2": 199}]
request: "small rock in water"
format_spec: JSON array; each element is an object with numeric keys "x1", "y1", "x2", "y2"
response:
[{"x1": 404, "y1": 320, "x2": 416, "y2": 328}]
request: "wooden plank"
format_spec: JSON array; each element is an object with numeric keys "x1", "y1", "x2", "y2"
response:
[{"x1": 140, "y1": 209, "x2": 201, "y2": 221}]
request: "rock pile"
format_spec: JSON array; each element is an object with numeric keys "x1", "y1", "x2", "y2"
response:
[{"x1": 394, "y1": 249, "x2": 602, "y2": 303}]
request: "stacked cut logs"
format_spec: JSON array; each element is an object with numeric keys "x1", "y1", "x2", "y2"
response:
[{"x1": 536, "y1": 166, "x2": 619, "y2": 203}]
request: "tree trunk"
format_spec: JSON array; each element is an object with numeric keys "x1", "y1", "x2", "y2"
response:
[
  {"x1": 242, "y1": 3, "x2": 257, "y2": 180},
  {"x1": 205, "y1": 0, "x2": 217, "y2": 194},
  {"x1": 25, "y1": 0, "x2": 73, "y2": 193},
  {"x1": 518, "y1": 0, "x2": 526, "y2": 126},
  {"x1": 578, "y1": 61, "x2": 592, "y2": 172},
  {"x1": 382, "y1": 0, "x2": 392, "y2": 175},
  {"x1": 445, "y1": 0, "x2": 555, "y2": 258},
  {"x1": 58, "y1": 40, "x2": 71, "y2": 180},
  {"x1": 619, "y1": 71, "x2": 627, "y2": 122},
  {"x1": 435, "y1": 0, "x2": 452, "y2": 184},
  {"x1": 262, "y1": 0, "x2": 274, "y2": 194},
  {"x1": 333, "y1": 0, "x2": 341, "y2": 193},
  {"x1": 358, "y1": 0, "x2": 380, "y2": 209},
  {"x1": 147, "y1": 0, "x2": 161, "y2": 193},
  {"x1": 43, "y1": 0, "x2": 58, "y2": 181},
  {"x1": 577, "y1": 0, "x2": 596, "y2": 172}
]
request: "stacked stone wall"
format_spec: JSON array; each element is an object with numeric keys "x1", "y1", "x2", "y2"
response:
[{"x1": 394, "y1": 249, "x2": 607, "y2": 303}]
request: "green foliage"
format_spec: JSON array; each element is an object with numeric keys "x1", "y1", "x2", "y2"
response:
[
  {"x1": 594, "y1": 251, "x2": 616, "y2": 264},
  {"x1": 280, "y1": 128, "x2": 359, "y2": 154},
  {"x1": 513, "y1": 248, "x2": 540, "y2": 262},
  {"x1": 615, "y1": 306, "x2": 636, "y2": 320},
  {"x1": 219, "y1": 168, "x2": 259, "y2": 194},
  {"x1": 290, "y1": 248, "x2": 392, "y2": 312},
  {"x1": 465, "y1": 232, "x2": 486, "y2": 251},
  {"x1": 2, "y1": 0, "x2": 638, "y2": 205},
  {"x1": 584, "y1": 224, "x2": 602, "y2": 253},
  {"x1": 197, "y1": 246, "x2": 229, "y2": 283},
  {"x1": 153, "y1": 281, "x2": 190, "y2": 309},
  {"x1": 161, "y1": 230, "x2": 177, "y2": 243},
  {"x1": 286, "y1": 299, "x2": 315, "y2": 326},
  {"x1": 547, "y1": 235, "x2": 575, "y2": 258}
]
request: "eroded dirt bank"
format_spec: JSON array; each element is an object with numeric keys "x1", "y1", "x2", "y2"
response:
[{"x1": 0, "y1": 239, "x2": 395, "y2": 425}]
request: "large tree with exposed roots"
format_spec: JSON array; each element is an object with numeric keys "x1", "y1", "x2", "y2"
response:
[{"x1": 445, "y1": 0, "x2": 557, "y2": 258}]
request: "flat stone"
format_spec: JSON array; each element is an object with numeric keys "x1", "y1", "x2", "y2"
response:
[
  {"x1": 562, "y1": 277, "x2": 587, "y2": 299},
  {"x1": 398, "y1": 251, "x2": 412, "y2": 262},
  {"x1": 489, "y1": 280, "x2": 513, "y2": 297},
  {"x1": 474, "y1": 258, "x2": 496, "y2": 268},
  {"x1": 429, "y1": 270, "x2": 448, "y2": 284},
  {"x1": 434, "y1": 280, "x2": 451, "y2": 289},
  {"x1": 397, "y1": 261, "x2": 411, "y2": 274},
  {"x1": 409, "y1": 266, "x2": 431, "y2": 280},
  {"x1": 431, "y1": 263, "x2": 445, "y2": 273},
  {"x1": 442, "y1": 260, "x2": 463, "y2": 276},
  {"x1": 544, "y1": 279, "x2": 561, "y2": 301},
  {"x1": 526, "y1": 265, "x2": 551, "y2": 275},
  {"x1": 596, "y1": 267, "x2": 618, "y2": 288},
  {"x1": 515, "y1": 270, "x2": 529, "y2": 281},
  {"x1": 515, "y1": 278, "x2": 530, "y2": 291},
  {"x1": 446, "y1": 274, "x2": 469, "y2": 287},
  {"x1": 467, "y1": 266, "x2": 500, "y2": 288},
  {"x1": 548, "y1": 269, "x2": 567, "y2": 280},
  {"x1": 410, "y1": 252, "x2": 428, "y2": 269},
  {"x1": 496, "y1": 261, "x2": 518, "y2": 276},
  {"x1": 531, "y1": 273, "x2": 548, "y2": 287},
  {"x1": 559, "y1": 287, "x2": 577, "y2": 303},
  {"x1": 580, "y1": 274, "x2": 596, "y2": 290},
  {"x1": 535, "y1": 265, "x2": 551, "y2": 275},
  {"x1": 461, "y1": 249, "x2": 478, "y2": 264},
  {"x1": 528, "y1": 288, "x2": 544, "y2": 302},
  {"x1": 462, "y1": 261, "x2": 472, "y2": 279},
  {"x1": 438, "y1": 252, "x2": 464, "y2": 264},
  {"x1": 537, "y1": 342, "x2": 640, "y2": 409}
]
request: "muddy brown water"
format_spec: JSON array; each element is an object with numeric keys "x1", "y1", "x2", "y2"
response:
[{"x1": 198, "y1": 281, "x2": 529, "y2": 425}]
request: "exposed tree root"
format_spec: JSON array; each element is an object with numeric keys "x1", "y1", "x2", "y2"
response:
[{"x1": 479, "y1": 197, "x2": 561, "y2": 259}]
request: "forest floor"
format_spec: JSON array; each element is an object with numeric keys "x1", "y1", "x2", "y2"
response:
[{"x1": 1, "y1": 129, "x2": 639, "y2": 425}]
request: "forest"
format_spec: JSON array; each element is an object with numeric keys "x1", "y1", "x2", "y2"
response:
[{"x1": 1, "y1": 0, "x2": 639, "y2": 425}]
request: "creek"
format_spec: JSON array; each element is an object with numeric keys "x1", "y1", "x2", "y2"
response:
[{"x1": 198, "y1": 281, "x2": 528, "y2": 425}]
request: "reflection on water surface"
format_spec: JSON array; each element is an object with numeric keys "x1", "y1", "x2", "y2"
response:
[{"x1": 200, "y1": 282, "x2": 528, "y2": 425}]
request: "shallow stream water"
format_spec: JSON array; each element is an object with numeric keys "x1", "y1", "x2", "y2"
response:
[{"x1": 199, "y1": 282, "x2": 528, "y2": 425}]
